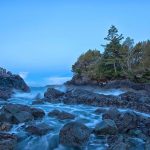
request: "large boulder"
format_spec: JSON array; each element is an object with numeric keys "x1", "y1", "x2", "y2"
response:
[
  {"x1": 94, "y1": 119, "x2": 118, "y2": 135},
  {"x1": 44, "y1": 88, "x2": 64, "y2": 99},
  {"x1": 48, "y1": 109, "x2": 75, "y2": 120},
  {"x1": 25, "y1": 123, "x2": 52, "y2": 136},
  {"x1": 59, "y1": 122, "x2": 91, "y2": 148},
  {"x1": 0, "y1": 133, "x2": 17, "y2": 150},
  {"x1": 0, "y1": 74, "x2": 29, "y2": 92},
  {"x1": 0, "y1": 104, "x2": 45, "y2": 124}
]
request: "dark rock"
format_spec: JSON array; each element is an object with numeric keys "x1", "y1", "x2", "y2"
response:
[
  {"x1": 0, "y1": 87, "x2": 13, "y2": 100},
  {"x1": 120, "y1": 91, "x2": 150, "y2": 104},
  {"x1": 59, "y1": 122, "x2": 91, "y2": 148},
  {"x1": 44, "y1": 88, "x2": 64, "y2": 100},
  {"x1": 102, "y1": 107, "x2": 121, "y2": 121},
  {"x1": 12, "y1": 111, "x2": 34, "y2": 124},
  {"x1": 0, "y1": 132, "x2": 17, "y2": 150},
  {"x1": 0, "y1": 122, "x2": 12, "y2": 131},
  {"x1": 31, "y1": 108, "x2": 45, "y2": 119},
  {"x1": 32, "y1": 99, "x2": 45, "y2": 105},
  {"x1": 118, "y1": 111, "x2": 138, "y2": 133},
  {"x1": 104, "y1": 79, "x2": 150, "y2": 92},
  {"x1": 94, "y1": 108, "x2": 106, "y2": 114},
  {"x1": 94, "y1": 119, "x2": 118, "y2": 135},
  {"x1": 48, "y1": 109, "x2": 75, "y2": 120},
  {"x1": 0, "y1": 104, "x2": 45, "y2": 124},
  {"x1": 0, "y1": 74, "x2": 30, "y2": 92},
  {"x1": 25, "y1": 123, "x2": 52, "y2": 136}
]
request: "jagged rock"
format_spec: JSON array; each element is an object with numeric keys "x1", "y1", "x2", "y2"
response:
[
  {"x1": 44, "y1": 88, "x2": 64, "y2": 100},
  {"x1": 0, "y1": 133, "x2": 17, "y2": 150},
  {"x1": 0, "y1": 104, "x2": 45, "y2": 124},
  {"x1": 48, "y1": 109, "x2": 75, "y2": 120},
  {"x1": 25, "y1": 123, "x2": 52, "y2": 136},
  {"x1": 0, "y1": 74, "x2": 29, "y2": 92},
  {"x1": 94, "y1": 119, "x2": 118, "y2": 135},
  {"x1": 59, "y1": 122, "x2": 91, "y2": 148}
]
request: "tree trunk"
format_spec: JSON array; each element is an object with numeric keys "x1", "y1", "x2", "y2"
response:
[{"x1": 114, "y1": 62, "x2": 117, "y2": 74}]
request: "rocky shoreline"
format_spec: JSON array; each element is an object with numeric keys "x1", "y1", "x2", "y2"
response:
[{"x1": 0, "y1": 72, "x2": 150, "y2": 149}]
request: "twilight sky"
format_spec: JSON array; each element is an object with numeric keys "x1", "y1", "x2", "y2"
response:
[{"x1": 0, "y1": 0, "x2": 150, "y2": 85}]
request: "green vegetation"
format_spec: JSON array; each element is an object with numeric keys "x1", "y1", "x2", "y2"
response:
[{"x1": 72, "y1": 25, "x2": 150, "y2": 83}]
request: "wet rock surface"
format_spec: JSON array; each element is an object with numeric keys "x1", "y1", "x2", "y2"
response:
[
  {"x1": 0, "y1": 68, "x2": 30, "y2": 100},
  {"x1": 48, "y1": 109, "x2": 75, "y2": 120},
  {"x1": 0, "y1": 104, "x2": 45, "y2": 124},
  {"x1": 0, "y1": 132, "x2": 17, "y2": 150},
  {"x1": 43, "y1": 87, "x2": 150, "y2": 114},
  {"x1": 25, "y1": 123, "x2": 52, "y2": 136},
  {"x1": 44, "y1": 88, "x2": 64, "y2": 101},
  {"x1": 59, "y1": 121, "x2": 91, "y2": 148}
]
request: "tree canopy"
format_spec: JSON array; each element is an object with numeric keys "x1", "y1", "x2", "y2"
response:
[{"x1": 72, "y1": 25, "x2": 150, "y2": 83}]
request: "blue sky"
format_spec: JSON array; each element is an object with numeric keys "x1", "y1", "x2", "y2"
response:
[{"x1": 0, "y1": 0, "x2": 150, "y2": 85}]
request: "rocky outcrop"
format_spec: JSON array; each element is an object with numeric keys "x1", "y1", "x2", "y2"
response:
[
  {"x1": 103, "y1": 79, "x2": 150, "y2": 92},
  {"x1": 0, "y1": 74, "x2": 29, "y2": 92},
  {"x1": 25, "y1": 123, "x2": 52, "y2": 136},
  {"x1": 59, "y1": 122, "x2": 91, "y2": 148},
  {"x1": 0, "y1": 68, "x2": 30, "y2": 100},
  {"x1": 48, "y1": 109, "x2": 75, "y2": 120},
  {"x1": 0, "y1": 104, "x2": 45, "y2": 124},
  {"x1": 67, "y1": 78, "x2": 150, "y2": 92},
  {"x1": 0, "y1": 132, "x2": 17, "y2": 150}
]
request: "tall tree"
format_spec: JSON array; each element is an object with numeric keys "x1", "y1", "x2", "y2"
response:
[{"x1": 103, "y1": 25, "x2": 124, "y2": 75}]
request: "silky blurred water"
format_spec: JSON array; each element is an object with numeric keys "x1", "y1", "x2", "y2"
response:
[{"x1": 5, "y1": 86, "x2": 138, "y2": 150}]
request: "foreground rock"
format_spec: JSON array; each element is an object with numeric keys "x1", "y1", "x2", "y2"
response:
[
  {"x1": 48, "y1": 109, "x2": 75, "y2": 120},
  {"x1": 25, "y1": 123, "x2": 52, "y2": 136},
  {"x1": 59, "y1": 122, "x2": 91, "y2": 148},
  {"x1": 0, "y1": 132, "x2": 17, "y2": 150},
  {"x1": 0, "y1": 104, "x2": 45, "y2": 124},
  {"x1": 97, "y1": 108, "x2": 150, "y2": 149}
]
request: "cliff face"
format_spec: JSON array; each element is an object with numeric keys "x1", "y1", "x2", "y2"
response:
[{"x1": 0, "y1": 67, "x2": 30, "y2": 100}]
